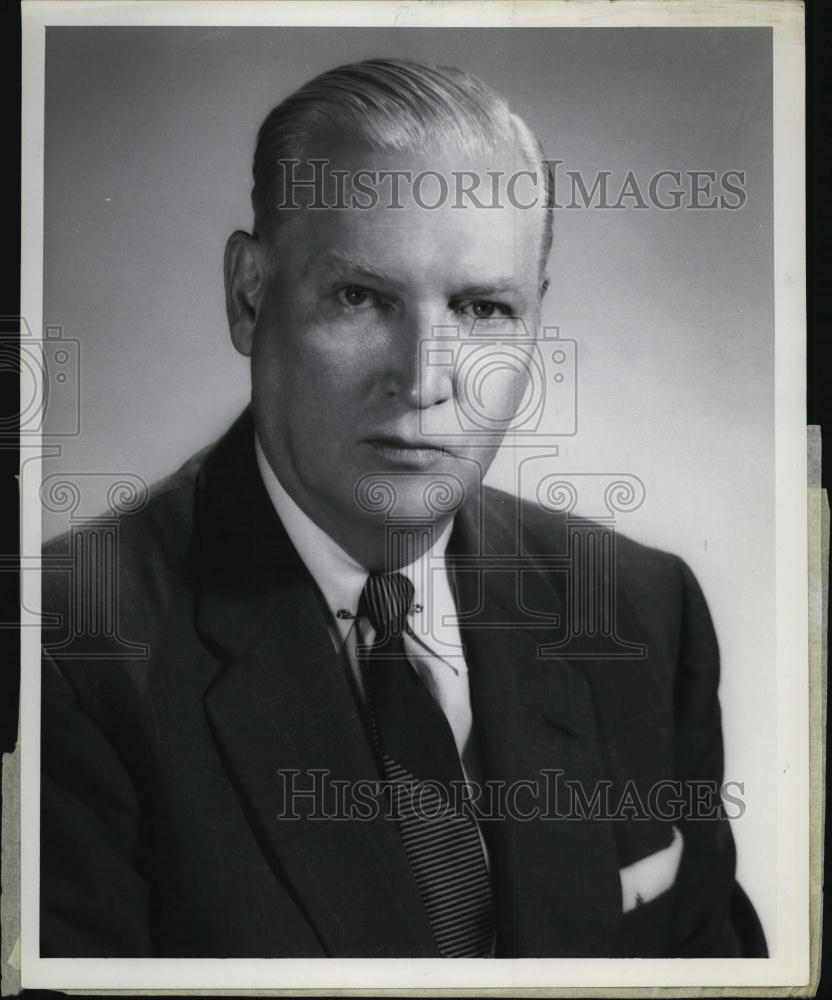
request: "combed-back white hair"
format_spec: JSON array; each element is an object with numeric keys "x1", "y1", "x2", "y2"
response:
[{"x1": 251, "y1": 58, "x2": 553, "y2": 267}]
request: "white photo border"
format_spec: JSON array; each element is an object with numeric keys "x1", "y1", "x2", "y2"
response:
[{"x1": 19, "y1": 0, "x2": 809, "y2": 992}]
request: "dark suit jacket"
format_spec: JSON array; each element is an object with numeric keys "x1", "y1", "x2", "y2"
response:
[{"x1": 40, "y1": 409, "x2": 766, "y2": 958}]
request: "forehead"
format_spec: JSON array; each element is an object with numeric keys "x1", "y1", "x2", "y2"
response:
[{"x1": 276, "y1": 142, "x2": 547, "y2": 283}]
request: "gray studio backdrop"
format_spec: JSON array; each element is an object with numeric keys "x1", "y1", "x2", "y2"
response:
[{"x1": 41, "y1": 26, "x2": 775, "y2": 945}]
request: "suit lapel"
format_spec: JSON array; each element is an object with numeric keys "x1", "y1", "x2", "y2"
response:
[
  {"x1": 192, "y1": 414, "x2": 632, "y2": 956},
  {"x1": 449, "y1": 492, "x2": 622, "y2": 957},
  {"x1": 194, "y1": 411, "x2": 438, "y2": 957}
]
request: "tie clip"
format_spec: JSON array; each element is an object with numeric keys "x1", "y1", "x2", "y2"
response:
[{"x1": 336, "y1": 604, "x2": 423, "y2": 620}]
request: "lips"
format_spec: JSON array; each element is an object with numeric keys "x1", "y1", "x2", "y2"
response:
[
  {"x1": 365, "y1": 436, "x2": 454, "y2": 468},
  {"x1": 370, "y1": 435, "x2": 450, "y2": 452}
]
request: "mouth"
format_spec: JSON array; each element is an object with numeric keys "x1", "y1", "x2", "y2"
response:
[{"x1": 365, "y1": 437, "x2": 454, "y2": 467}]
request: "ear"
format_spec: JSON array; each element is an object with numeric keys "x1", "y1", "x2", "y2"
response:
[{"x1": 224, "y1": 231, "x2": 267, "y2": 357}]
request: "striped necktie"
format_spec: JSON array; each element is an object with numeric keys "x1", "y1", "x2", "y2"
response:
[{"x1": 358, "y1": 572, "x2": 495, "y2": 958}]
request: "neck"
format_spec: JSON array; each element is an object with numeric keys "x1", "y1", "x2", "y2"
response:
[{"x1": 337, "y1": 517, "x2": 455, "y2": 574}]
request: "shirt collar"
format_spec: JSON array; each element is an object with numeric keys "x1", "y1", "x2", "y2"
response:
[{"x1": 254, "y1": 435, "x2": 455, "y2": 644}]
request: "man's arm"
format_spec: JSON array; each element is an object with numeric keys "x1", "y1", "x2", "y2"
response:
[
  {"x1": 669, "y1": 557, "x2": 766, "y2": 957},
  {"x1": 40, "y1": 652, "x2": 154, "y2": 957}
]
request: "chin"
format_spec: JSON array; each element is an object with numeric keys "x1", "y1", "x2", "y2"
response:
[{"x1": 349, "y1": 465, "x2": 468, "y2": 523}]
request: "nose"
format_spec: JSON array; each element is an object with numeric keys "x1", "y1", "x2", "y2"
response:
[{"x1": 383, "y1": 305, "x2": 454, "y2": 409}]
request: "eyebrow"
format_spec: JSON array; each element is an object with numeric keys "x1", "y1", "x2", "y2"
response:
[
  {"x1": 452, "y1": 280, "x2": 523, "y2": 297},
  {"x1": 313, "y1": 249, "x2": 402, "y2": 286},
  {"x1": 313, "y1": 250, "x2": 524, "y2": 298}
]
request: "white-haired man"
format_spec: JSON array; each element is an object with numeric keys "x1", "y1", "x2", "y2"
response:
[{"x1": 41, "y1": 59, "x2": 765, "y2": 959}]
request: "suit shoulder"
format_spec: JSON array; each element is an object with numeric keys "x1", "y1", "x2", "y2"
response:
[
  {"x1": 482, "y1": 487, "x2": 716, "y2": 672},
  {"x1": 41, "y1": 441, "x2": 214, "y2": 627},
  {"x1": 483, "y1": 484, "x2": 686, "y2": 595},
  {"x1": 45, "y1": 444, "x2": 206, "y2": 554}
]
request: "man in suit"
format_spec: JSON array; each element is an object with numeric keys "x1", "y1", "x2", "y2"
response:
[{"x1": 40, "y1": 58, "x2": 765, "y2": 959}]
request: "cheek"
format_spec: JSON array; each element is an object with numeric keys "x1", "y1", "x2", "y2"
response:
[
  {"x1": 257, "y1": 276, "x2": 392, "y2": 388},
  {"x1": 251, "y1": 319, "x2": 376, "y2": 436},
  {"x1": 454, "y1": 343, "x2": 535, "y2": 422}
]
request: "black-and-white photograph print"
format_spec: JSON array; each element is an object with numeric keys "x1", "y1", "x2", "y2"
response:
[{"x1": 18, "y1": 1, "x2": 809, "y2": 993}]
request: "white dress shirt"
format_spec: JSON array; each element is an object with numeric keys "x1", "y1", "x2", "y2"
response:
[{"x1": 254, "y1": 436, "x2": 482, "y2": 784}]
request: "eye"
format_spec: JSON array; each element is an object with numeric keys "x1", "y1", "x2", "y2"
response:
[
  {"x1": 460, "y1": 300, "x2": 513, "y2": 320},
  {"x1": 336, "y1": 285, "x2": 375, "y2": 309}
]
